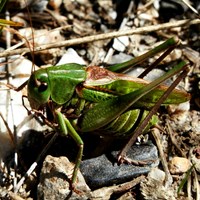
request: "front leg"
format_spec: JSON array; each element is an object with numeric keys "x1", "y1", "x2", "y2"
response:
[{"x1": 56, "y1": 111, "x2": 84, "y2": 188}]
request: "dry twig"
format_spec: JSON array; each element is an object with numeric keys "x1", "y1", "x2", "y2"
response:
[
  {"x1": 151, "y1": 128, "x2": 173, "y2": 187},
  {"x1": 166, "y1": 120, "x2": 186, "y2": 158},
  {"x1": 0, "y1": 19, "x2": 199, "y2": 58}
]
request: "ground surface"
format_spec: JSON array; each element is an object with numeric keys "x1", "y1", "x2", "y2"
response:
[{"x1": 0, "y1": 0, "x2": 200, "y2": 199}]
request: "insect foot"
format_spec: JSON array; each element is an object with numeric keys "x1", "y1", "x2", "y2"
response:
[
  {"x1": 80, "y1": 141, "x2": 158, "y2": 189},
  {"x1": 37, "y1": 155, "x2": 91, "y2": 199}
]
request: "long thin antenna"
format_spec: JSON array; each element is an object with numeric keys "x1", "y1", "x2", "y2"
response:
[{"x1": 24, "y1": 0, "x2": 35, "y2": 73}]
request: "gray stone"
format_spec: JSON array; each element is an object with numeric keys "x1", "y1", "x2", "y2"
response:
[
  {"x1": 80, "y1": 142, "x2": 158, "y2": 189},
  {"x1": 37, "y1": 155, "x2": 91, "y2": 200}
]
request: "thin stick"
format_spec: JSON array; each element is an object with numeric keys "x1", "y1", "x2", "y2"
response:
[
  {"x1": 91, "y1": 175, "x2": 145, "y2": 198},
  {"x1": 0, "y1": 19, "x2": 199, "y2": 58},
  {"x1": 151, "y1": 128, "x2": 173, "y2": 187},
  {"x1": 0, "y1": 80, "x2": 28, "y2": 91},
  {"x1": 181, "y1": 0, "x2": 199, "y2": 16},
  {"x1": 194, "y1": 169, "x2": 200, "y2": 200},
  {"x1": 187, "y1": 148, "x2": 193, "y2": 200},
  {"x1": 14, "y1": 132, "x2": 58, "y2": 193},
  {"x1": 166, "y1": 119, "x2": 186, "y2": 158},
  {"x1": 188, "y1": 147, "x2": 200, "y2": 200},
  {"x1": 0, "y1": 112, "x2": 14, "y2": 143}
]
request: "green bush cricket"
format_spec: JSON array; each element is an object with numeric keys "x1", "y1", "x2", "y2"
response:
[{"x1": 10, "y1": 37, "x2": 190, "y2": 189}]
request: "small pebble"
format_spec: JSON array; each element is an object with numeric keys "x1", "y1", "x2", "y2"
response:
[
  {"x1": 113, "y1": 35, "x2": 129, "y2": 52},
  {"x1": 148, "y1": 168, "x2": 165, "y2": 183},
  {"x1": 56, "y1": 48, "x2": 86, "y2": 65},
  {"x1": 169, "y1": 157, "x2": 191, "y2": 174},
  {"x1": 37, "y1": 155, "x2": 91, "y2": 200}
]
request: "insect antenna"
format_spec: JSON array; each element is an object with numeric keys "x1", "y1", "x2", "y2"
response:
[
  {"x1": 138, "y1": 39, "x2": 180, "y2": 78},
  {"x1": 24, "y1": 3, "x2": 36, "y2": 74}
]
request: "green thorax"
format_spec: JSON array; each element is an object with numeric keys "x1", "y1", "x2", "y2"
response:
[
  {"x1": 27, "y1": 63, "x2": 86, "y2": 109},
  {"x1": 46, "y1": 63, "x2": 86, "y2": 105}
]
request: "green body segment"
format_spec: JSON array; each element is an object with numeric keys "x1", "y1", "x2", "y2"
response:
[
  {"x1": 103, "y1": 109, "x2": 158, "y2": 137},
  {"x1": 46, "y1": 64, "x2": 86, "y2": 104},
  {"x1": 81, "y1": 64, "x2": 189, "y2": 108},
  {"x1": 80, "y1": 78, "x2": 189, "y2": 109},
  {"x1": 97, "y1": 79, "x2": 189, "y2": 106},
  {"x1": 27, "y1": 63, "x2": 86, "y2": 109},
  {"x1": 79, "y1": 60, "x2": 189, "y2": 132}
]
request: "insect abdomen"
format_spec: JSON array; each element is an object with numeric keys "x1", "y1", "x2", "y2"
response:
[{"x1": 101, "y1": 109, "x2": 158, "y2": 138}]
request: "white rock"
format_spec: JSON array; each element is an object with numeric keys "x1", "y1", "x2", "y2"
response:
[
  {"x1": 107, "y1": 52, "x2": 133, "y2": 65},
  {"x1": 113, "y1": 36, "x2": 129, "y2": 52},
  {"x1": 56, "y1": 48, "x2": 86, "y2": 65}
]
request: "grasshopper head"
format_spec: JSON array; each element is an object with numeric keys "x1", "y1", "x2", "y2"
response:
[{"x1": 27, "y1": 69, "x2": 51, "y2": 110}]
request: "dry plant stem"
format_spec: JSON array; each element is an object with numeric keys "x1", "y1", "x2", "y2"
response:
[
  {"x1": 151, "y1": 128, "x2": 173, "y2": 187},
  {"x1": 4, "y1": 19, "x2": 24, "y2": 191},
  {"x1": 14, "y1": 132, "x2": 58, "y2": 193},
  {"x1": 0, "y1": 19, "x2": 200, "y2": 58},
  {"x1": 187, "y1": 148, "x2": 193, "y2": 200},
  {"x1": 112, "y1": 175, "x2": 145, "y2": 193},
  {"x1": 137, "y1": 0, "x2": 155, "y2": 13},
  {"x1": 181, "y1": 0, "x2": 199, "y2": 15},
  {"x1": 194, "y1": 170, "x2": 200, "y2": 200},
  {"x1": 4, "y1": 25, "x2": 71, "y2": 52},
  {"x1": 0, "y1": 112, "x2": 14, "y2": 143},
  {"x1": 166, "y1": 119, "x2": 186, "y2": 157},
  {"x1": 8, "y1": 191, "x2": 25, "y2": 200},
  {"x1": 4, "y1": 27, "x2": 34, "y2": 52},
  {"x1": 188, "y1": 148, "x2": 200, "y2": 200},
  {"x1": 91, "y1": 175, "x2": 145, "y2": 199},
  {"x1": 187, "y1": 171, "x2": 192, "y2": 200},
  {"x1": 0, "y1": 80, "x2": 28, "y2": 91}
]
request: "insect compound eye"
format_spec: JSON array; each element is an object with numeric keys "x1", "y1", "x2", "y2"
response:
[{"x1": 38, "y1": 82, "x2": 48, "y2": 92}]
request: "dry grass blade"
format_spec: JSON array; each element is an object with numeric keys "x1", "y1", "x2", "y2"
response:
[
  {"x1": 0, "y1": 19, "x2": 199, "y2": 58},
  {"x1": 181, "y1": 0, "x2": 199, "y2": 16}
]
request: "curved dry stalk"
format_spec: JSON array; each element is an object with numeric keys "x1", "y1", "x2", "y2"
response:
[
  {"x1": 0, "y1": 19, "x2": 199, "y2": 58},
  {"x1": 14, "y1": 132, "x2": 58, "y2": 193},
  {"x1": 188, "y1": 147, "x2": 200, "y2": 200},
  {"x1": 166, "y1": 119, "x2": 186, "y2": 158},
  {"x1": 181, "y1": 0, "x2": 200, "y2": 16},
  {"x1": 151, "y1": 128, "x2": 173, "y2": 187}
]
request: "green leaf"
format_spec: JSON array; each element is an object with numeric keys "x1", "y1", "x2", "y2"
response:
[
  {"x1": 0, "y1": 0, "x2": 7, "y2": 12},
  {"x1": 177, "y1": 164, "x2": 195, "y2": 195}
]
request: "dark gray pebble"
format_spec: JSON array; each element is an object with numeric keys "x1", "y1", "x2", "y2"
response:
[{"x1": 80, "y1": 141, "x2": 159, "y2": 189}]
